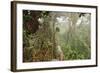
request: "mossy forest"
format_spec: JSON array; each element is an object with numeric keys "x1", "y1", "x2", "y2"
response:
[{"x1": 23, "y1": 10, "x2": 91, "y2": 62}]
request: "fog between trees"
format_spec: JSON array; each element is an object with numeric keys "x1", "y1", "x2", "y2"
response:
[{"x1": 23, "y1": 10, "x2": 91, "y2": 62}]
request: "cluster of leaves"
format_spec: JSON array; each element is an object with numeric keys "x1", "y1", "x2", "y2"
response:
[{"x1": 23, "y1": 11, "x2": 55, "y2": 62}]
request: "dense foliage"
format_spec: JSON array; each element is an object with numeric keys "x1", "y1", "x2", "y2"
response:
[{"x1": 23, "y1": 10, "x2": 91, "y2": 62}]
